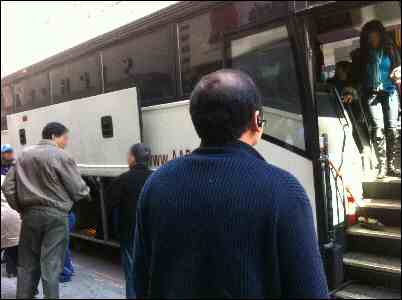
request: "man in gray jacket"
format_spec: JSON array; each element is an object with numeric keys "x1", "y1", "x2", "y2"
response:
[{"x1": 2, "y1": 122, "x2": 90, "y2": 299}]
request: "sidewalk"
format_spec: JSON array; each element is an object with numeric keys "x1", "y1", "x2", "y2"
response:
[{"x1": 1, "y1": 246, "x2": 125, "y2": 299}]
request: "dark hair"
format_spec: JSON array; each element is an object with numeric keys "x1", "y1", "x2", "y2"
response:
[
  {"x1": 130, "y1": 143, "x2": 151, "y2": 165},
  {"x1": 190, "y1": 69, "x2": 262, "y2": 145},
  {"x1": 360, "y1": 20, "x2": 400, "y2": 69},
  {"x1": 336, "y1": 61, "x2": 351, "y2": 72},
  {"x1": 42, "y1": 122, "x2": 69, "y2": 140},
  {"x1": 335, "y1": 61, "x2": 352, "y2": 79}
]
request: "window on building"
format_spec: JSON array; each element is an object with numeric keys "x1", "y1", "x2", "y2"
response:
[
  {"x1": 230, "y1": 26, "x2": 305, "y2": 150},
  {"x1": 102, "y1": 25, "x2": 176, "y2": 107},
  {"x1": 13, "y1": 73, "x2": 51, "y2": 112},
  {"x1": 50, "y1": 54, "x2": 101, "y2": 104}
]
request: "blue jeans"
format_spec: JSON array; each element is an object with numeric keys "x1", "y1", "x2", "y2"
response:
[
  {"x1": 60, "y1": 212, "x2": 76, "y2": 282},
  {"x1": 368, "y1": 90, "x2": 400, "y2": 130},
  {"x1": 121, "y1": 239, "x2": 135, "y2": 299}
]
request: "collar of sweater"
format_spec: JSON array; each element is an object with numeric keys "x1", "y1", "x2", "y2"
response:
[
  {"x1": 130, "y1": 164, "x2": 150, "y2": 171},
  {"x1": 193, "y1": 140, "x2": 266, "y2": 162}
]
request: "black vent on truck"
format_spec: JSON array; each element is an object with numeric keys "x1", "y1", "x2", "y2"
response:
[
  {"x1": 19, "y1": 128, "x2": 27, "y2": 145},
  {"x1": 101, "y1": 116, "x2": 114, "y2": 138}
]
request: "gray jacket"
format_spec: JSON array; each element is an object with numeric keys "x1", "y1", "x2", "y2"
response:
[{"x1": 2, "y1": 140, "x2": 90, "y2": 215}]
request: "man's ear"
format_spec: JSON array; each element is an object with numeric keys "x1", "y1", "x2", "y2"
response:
[{"x1": 251, "y1": 111, "x2": 261, "y2": 131}]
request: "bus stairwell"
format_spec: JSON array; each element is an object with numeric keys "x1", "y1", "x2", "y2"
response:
[
  {"x1": 333, "y1": 175, "x2": 401, "y2": 299},
  {"x1": 317, "y1": 86, "x2": 401, "y2": 299}
]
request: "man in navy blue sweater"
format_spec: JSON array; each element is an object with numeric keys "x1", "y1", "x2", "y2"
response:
[{"x1": 133, "y1": 69, "x2": 329, "y2": 298}]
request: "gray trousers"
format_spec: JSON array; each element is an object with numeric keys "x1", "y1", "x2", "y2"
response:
[
  {"x1": 17, "y1": 208, "x2": 69, "y2": 299},
  {"x1": 367, "y1": 90, "x2": 399, "y2": 130}
]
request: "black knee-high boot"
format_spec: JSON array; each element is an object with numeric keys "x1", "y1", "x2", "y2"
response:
[
  {"x1": 373, "y1": 128, "x2": 387, "y2": 179},
  {"x1": 386, "y1": 128, "x2": 401, "y2": 177}
]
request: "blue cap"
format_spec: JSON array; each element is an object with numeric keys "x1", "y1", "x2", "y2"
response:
[{"x1": 1, "y1": 144, "x2": 14, "y2": 153}]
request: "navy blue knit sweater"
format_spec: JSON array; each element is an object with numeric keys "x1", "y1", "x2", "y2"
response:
[{"x1": 134, "y1": 141, "x2": 329, "y2": 298}]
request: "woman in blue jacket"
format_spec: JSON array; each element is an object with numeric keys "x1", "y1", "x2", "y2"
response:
[{"x1": 344, "y1": 20, "x2": 401, "y2": 179}]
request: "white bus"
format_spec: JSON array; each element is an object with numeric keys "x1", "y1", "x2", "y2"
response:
[{"x1": 1, "y1": 1, "x2": 401, "y2": 297}]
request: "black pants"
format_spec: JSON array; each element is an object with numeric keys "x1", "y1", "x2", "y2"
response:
[
  {"x1": 17, "y1": 208, "x2": 68, "y2": 299},
  {"x1": 5, "y1": 246, "x2": 18, "y2": 276}
]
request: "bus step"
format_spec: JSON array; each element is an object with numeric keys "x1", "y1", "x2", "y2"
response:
[
  {"x1": 359, "y1": 198, "x2": 401, "y2": 211},
  {"x1": 346, "y1": 225, "x2": 401, "y2": 257},
  {"x1": 334, "y1": 282, "x2": 400, "y2": 299},
  {"x1": 347, "y1": 224, "x2": 401, "y2": 241},
  {"x1": 343, "y1": 252, "x2": 401, "y2": 275},
  {"x1": 357, "y1": 199, "x2": 401, "y2": 227},
  {"x1": 362, "y1": 177, "x2": 401, "y2": 200}
]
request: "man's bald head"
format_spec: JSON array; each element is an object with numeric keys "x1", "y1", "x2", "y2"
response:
[{"x1": 190, "y1": 69, "x2": 262, "y2": 145}]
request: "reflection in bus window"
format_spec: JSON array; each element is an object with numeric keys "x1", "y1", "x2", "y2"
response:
[
  {"x1": 179, "y1": 1, "x2": 289, "y2": 96},
  {"x1": 13, "y1": 73, "x2": 51, "y2": 112},
  {"x1": 1, "y1": 91, "x2": 7, "y2": 130},
  {"x1": 50, "y1": 54, "x2": 101, "y2": 104},
  {"x1": 178, "y1": 11, "x2": 225, "y2": 96},
  {"x1": 1, "y1": 86, "x2": 14, "y2": 130},
  {"x1": 102, "y1": 26, "x2": 176, "y2": 107},
  {"x1": 231, "y1": 26, "x2": 305, "y2": 150}
]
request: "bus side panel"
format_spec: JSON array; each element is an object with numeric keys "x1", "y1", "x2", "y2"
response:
[
  {"x1": 142, "y1": 101, "x2": 200, "y2": 166},
  {"x1": 6, "y1": 87, "x2": 141, "y2": 177},
  {"x1": 142, "y1": 101, "x2": 317, "y2": 229}
]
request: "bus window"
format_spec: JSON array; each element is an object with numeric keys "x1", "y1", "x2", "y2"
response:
[
  {"x1": 102, "y1": 25, "x2": 176, "y2": 107},
  {"x1": 178, "y1": 9, "x2": 229, "y2": 95},
  {"x1": 1, "y1": 92, "x2": 6, "y2": 130},
  {"x1": 13, "y1": 72, "x2": 51, "y2": 113},
  {"x1": 0, "y1": 117, "x2": 5, "y2": 132},
  {"x1": 1, "y1": 85, "x2": 14, "y2": 130},
  {"x1": 179, "y1": 1, "x2": 289, "y2": 96},
  {"x1": 50, "y1": 54, "x2": 101, "y2": 104},
  {"x1": 230, "y1": 25, "x2": 306, "y2": 150}
]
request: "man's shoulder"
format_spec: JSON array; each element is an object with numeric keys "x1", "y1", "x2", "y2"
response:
[
  {"x1": 49, "y1": 146, "x2": 73, "y2": 162},
  {"x1": 25, "y1": 144, "x2": 74, "y2": 165},
  {"x1": 264, "y1": 164, "x2": 309, "y2": 209},
  {"x1": 253, "y1": 160, "x2": 303, "y2": 192},
  {"x1": 148, "y1": 156, "x2": 188, "y2": 180},
  {"x1": 117, "y1": 167, "x2": 152, "y2": 183}
]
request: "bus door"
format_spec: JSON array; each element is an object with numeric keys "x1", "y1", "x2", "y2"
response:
[
  {"x1": 224, "y1": 20, "x2": 326, "y2": 241},
  {"x1": 288, "y1": 4, "x2": 365, "y2": 251},
  {"x1": 295, "y1": 2, "x2": 402, "y2": 294},
  {"x1": 298, "y1": 0, "x2": 401, "y2": 229}
]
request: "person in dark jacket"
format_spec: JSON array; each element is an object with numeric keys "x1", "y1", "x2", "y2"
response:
[
  {"x1": 327, "y1": 61, "x2": 352, "y2": 93},
  {"x1": 133, "y1": 69, "x2": 329, "y2": 298},
  {"x1": 328, "y1": 61, "x2": 371, "y2": 153},
  {"x1": 344, "y1": 20, "x2": 401, "y2": 178},
  {"x1": 107, "y1": 143, "x2": 152, "y2": 299}
]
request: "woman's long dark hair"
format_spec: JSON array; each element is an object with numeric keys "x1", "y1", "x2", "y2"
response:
[{"x1": 360, "y1": 20, "x2": 400, "y2": 69}]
